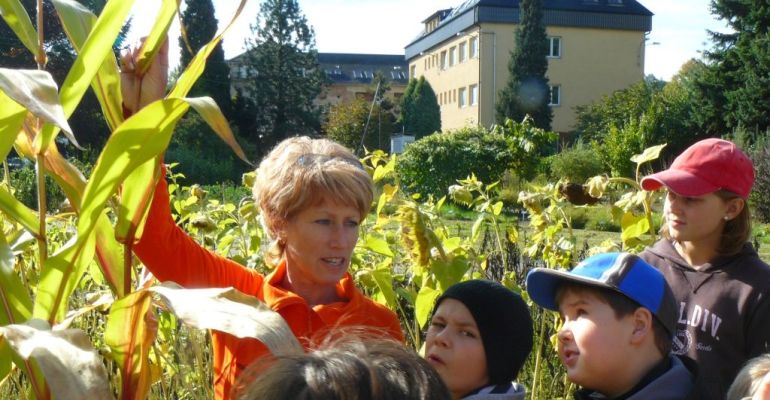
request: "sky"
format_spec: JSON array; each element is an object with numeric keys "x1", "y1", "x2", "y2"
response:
[{"x1": 127, "y1": 0, "x2": 731, "y2": 81}]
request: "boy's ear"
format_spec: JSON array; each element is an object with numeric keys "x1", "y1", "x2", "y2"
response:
[{"x1": 629, "y1": 308, "x2": 653, "y2": 345}]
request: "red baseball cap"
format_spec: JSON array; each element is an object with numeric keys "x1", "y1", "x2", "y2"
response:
[{"x1": 641, "y1": 138, "x2": 755, "y2": 199}]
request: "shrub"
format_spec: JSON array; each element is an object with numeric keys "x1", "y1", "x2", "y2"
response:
[
  {"x1": 549, "y1": 141, "x2": 606, "y2": 183},
  {"x1": 585, "y1": 207, "x2": 620, "y2": 232},
  {"x1": 750, "y1": 138, "x2": 770, "y2": 223},
  {"x1": 396, "y1": 126, "x2": 514, "y2": 199}
]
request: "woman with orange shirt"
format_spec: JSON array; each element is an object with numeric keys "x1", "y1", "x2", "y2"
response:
[{"x1": 122, "y1": 42, "x2": 403, "y2": 400}]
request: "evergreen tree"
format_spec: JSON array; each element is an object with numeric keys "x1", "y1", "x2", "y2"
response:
[
  {"x1": 238, "y1": 0, "x2": 325, "y2": 157},
  {"x1": 694, "y1": 0, "x2": 770, "y2": 136},
  {"x1": 399, "y1": 76, "x2": 441, "y2": 139},
  {"x1": 178, "y1": 0, "x2": 232, "y2": 117},
  {"x1": 496, "y1": 0, "x2": 552, "y2": 130}
]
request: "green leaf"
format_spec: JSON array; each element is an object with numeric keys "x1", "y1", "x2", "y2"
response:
[
  {"x1": 370, "y1": 264, "x2": 397, "y2": 309},
  {"x1": 0, "y1": 324, "x2": 113, "y2": 400},
  {"x1": 372, "y1": 155, "x2": 396, "y2": 183},
  {"x1": 135, "y1": 0, "x2": 176, "y2": 75},
  {"x1": 35, "y1": 0, "x2": 135, "y2": 153},
  {"x1": 0, "y1": 233, "x2": 33, "y2": 327},
  {"x1": 491, "y1": 201, "x2": 503, "y2": 216},
  {"x1": 0, "y1": 0, "x2": 38, "y2": 56},
  {"x1": 415, "y1": 285, "x2": 441, "y2": 329},
  {"x1": 52, "y1": 0, "x2": 124, "y2": 131},
  {"x1": 33, "y1": 231, "x2": 97, "y2": 323},
  {"x1": 0, "y1": 68, "x2": 74, "y2": 139},
  {"x1": 630, "y1": 144, "x2": 667, "y2": 166},
  {"x1": 0, "y1": 90, "x2": 27, "y2": 160},
  {"x1": 620, "y1": 212, "x2": 649, "y2": 242},
  {"x1": 363, "y1": 234, "x2": 393, "y2": 257},
  {"x1": 470, "y1": 214, "x2": 484, "y2": 242},
  {"x1": 0, "y1": 186, "x2": 40, "y2": 237}
]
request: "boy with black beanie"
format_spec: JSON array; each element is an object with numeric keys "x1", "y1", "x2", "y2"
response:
[{"x1": 425, "y1": 279, "x2": 534, "y2": 399}]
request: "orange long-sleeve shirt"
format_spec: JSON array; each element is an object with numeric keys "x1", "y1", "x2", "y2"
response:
[{"x1": 134, "y1": 172, "x2": 404, "y2": 399}]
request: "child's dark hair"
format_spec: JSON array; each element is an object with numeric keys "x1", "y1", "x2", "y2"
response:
[{"x1": 556, "y1": 282, "x2": 672, "y2": 356}]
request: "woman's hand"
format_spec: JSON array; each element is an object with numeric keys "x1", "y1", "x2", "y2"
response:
[{"x1": 120, "y1": 38, "x2": 169, "y2": 116}]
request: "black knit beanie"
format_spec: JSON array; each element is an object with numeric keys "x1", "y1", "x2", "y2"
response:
[{"x1": 433, "y1": 280, "x2": 534, "y2": 385}]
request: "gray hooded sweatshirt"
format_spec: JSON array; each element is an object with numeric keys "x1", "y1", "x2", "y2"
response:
[{"x1": 463, "y1": 382, "x2": 526, "y2": 400}]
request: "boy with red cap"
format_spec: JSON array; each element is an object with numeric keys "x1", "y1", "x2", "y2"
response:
[{"x1": 639, "y1": 138, "x2": 770, "y2": 399}]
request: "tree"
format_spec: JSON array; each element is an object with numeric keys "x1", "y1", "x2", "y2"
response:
[
  {"x1": 238, "y1": 0, "x2": 325, "y2": 157},
  {"x1": 178, "y1": 0, "x2": 232, "y2": 117},
  {"x1": 324, "y1": 98, "x2": 394, "y2": 153},
  {"x1": 399, "y1": 76, "x2": 441, "y2": 139},
  {"x1": 496, "y1": 0, "x2": 552, "y2": 130},
  {"x1": 693, "y1": 0, "x2": 770, "y2": 136}
]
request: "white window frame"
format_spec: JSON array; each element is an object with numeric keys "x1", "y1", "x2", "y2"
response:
[
  {"x1": 440, "y1": 50, "x2": 448, "y2": 70},
  {"x1": 459, "y1": 42, "x2": 467, "y2": 63},
  {"x1": 449, "y1": 46, "x2": 456, "y2": 66},
  {"x1": 470, "y1": 84, "x2": 478, "y2": 106},
  {"x1": 470, "y1": 37, "x2": 479, "y2": 58},
  {"x1": 548, "y1": 85, "x2": 561, "y2": 106},
  {"x1": 458, "y1": 87, "x2": 467, "y2": 108},
  {"x1": 547, "y1": 37, "x2": 561, "y2": 58}
]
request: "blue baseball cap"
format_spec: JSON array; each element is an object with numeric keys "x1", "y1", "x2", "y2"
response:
[{"x1": 526, "y1": 252, "x2": 677, "y2": 336}]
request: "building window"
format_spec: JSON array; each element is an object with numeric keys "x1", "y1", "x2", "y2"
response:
[
  {"x1": 470, "y1": 37, "x2": 478, "y2": 58},
  {"x1": 548, "y1": 85, "x2": 561, "y2": 106},
  {"x1": 239, "y1": 66, "x2": 247, "y2": 78},
  {"x1": 470, "y1": 84, "x2": 478, "y2": 105},
  {"x1": 459, "y1": 87, "x2": 467, "y2": 107},
  {"x1": 449, "y1": 46, "x2": 456, "y2": 66},
  {"x1": 440, "y1": 50, "x2": 447, "y2": 70},
  {"x1": 459, "y1": 42, "x2": 466, "y2": 63},
  {"x1": 547, "y1": 37, "x2": 561, "y2": 58},
  {"x1": 410, "y1": 65, "x2": 416, "y2": 78}
]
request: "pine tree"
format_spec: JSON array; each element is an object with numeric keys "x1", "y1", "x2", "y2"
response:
[
  {"x1": 178, "y1": 0, "x2": 232, "y2": 117},
  {"x1": 496, "y1": 0, "x2": 552, "y2": 130},
  {"x1": 694, "y1": 0, "x2": 770, "y2": 136},
  {"x1": 238, "y1": 0, "x2": 325, "y2": 156},
  {"x1": 399, "y1": 76, "x2": 441, "y2": 139}
]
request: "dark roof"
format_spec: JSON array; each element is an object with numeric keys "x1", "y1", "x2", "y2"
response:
[
  {"x1": 422, "y1": 8, "x2": 453, "y2": 23},
  {"x1": 446, "y1": 0, "x2": 652, "y2": 18},
  {"x1": 318, "y1": 53, "x2": 406, "y2": 65}
]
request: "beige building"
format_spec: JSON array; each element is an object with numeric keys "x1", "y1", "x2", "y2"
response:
[{"x1": 405, "y1": 0, "x2": 653, "y2": 133}]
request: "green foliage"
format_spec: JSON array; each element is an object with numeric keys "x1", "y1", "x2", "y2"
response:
[
  {"x1": 179, "y1": 0, "x2": 232, "y2": 117},
  {"x1": 492, "y1": 117, "x2": 558, "y2": 180},
  {"x1": 696, "y1": 0, "x2": 770, "y2": 134},
  {"x1": 4, "y1": 165, "x2": 66, "y2": 212},
  {"x1": 548, "y1": 141, "x2": 606, "y2": 183},
  {"x1": 396, "y1": 126, "x2": 515, "y2": 199},
  {"x1": 749, "y1": 134, "x2": 770, "y2": 223},
  {"x1": 399, "y1": 76, "x2": 441, "y2": 139},
  {"x1": 496, "y1": 0, "x2": 552, "y2": 130},
  {"x1": 323, "y1": 97, "x2": 394, "y2": 153},
  {"x1": 238, "y1": 0, "x2": 324, "y2": 157}
]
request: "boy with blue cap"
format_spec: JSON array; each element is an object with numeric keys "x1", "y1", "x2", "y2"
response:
[{"x1": 526, "y1": 252, "x2": 696, "y2": 399}]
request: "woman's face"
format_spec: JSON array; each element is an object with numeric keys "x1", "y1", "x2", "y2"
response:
[
  {"x1": 280, "y1": 199, "x2": 361, "y2": 291},
  {"x1": 425, "y1": 298, "x2": 489, "y2": 398},
  {"x1": 663, "y1": 190, "x2": 738, "y2": 247}
]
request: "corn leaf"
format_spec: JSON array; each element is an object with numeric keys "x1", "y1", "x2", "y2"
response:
[
  {"x1": 135, "y1": 0, "x2": 177, "y2": 75},
  {"x1": 114, "y1": 159, "x2": 157, "y2": 244},
  {"x1": 0, "y1": 233, "x2": 32, "y2": 384},
  {"x1": 1, "y1": 323, "x2": 113, "y2": 400},
  {"x1": 52, "y1": 0, "x2": 124, "y2": 131},
  {"x1": 14, "y1": 133, "x2": 126, "y2": 297},
  {"x1": 0, "y1": 90, "x2": 26, "y2": 160},
  {"x1": 0, "y1": 68, "x2": 73, "y2": 140},
  {"x1": 35, "y1": 0, "x2": 134, "y2": 154},
  {"x1": 105, "y1": 290, "x2": 155, "y2": 400},
  {"x1": 0, "y1": 0, "x2": 38, "y2": 56},
  {"x1": 0, "y1": 187, "x2": 39, "y2": 237},
  {"x1": 151, "y1": 282, "x2": 303, "y2": 357},
  {"x1": 33, "y1": 231, "x2": 97, "y2": 323}
]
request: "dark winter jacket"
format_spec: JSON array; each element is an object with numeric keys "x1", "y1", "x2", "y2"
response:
[
  {"x1": 464, "y1": 382, "x2": 526, "y2": 399},
  {"x1": 640, "y1": 240, "x2": 770, "y2": 399},
  {"x1": 573, "y1": 355, "x2": 695, "y2": 400}
]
